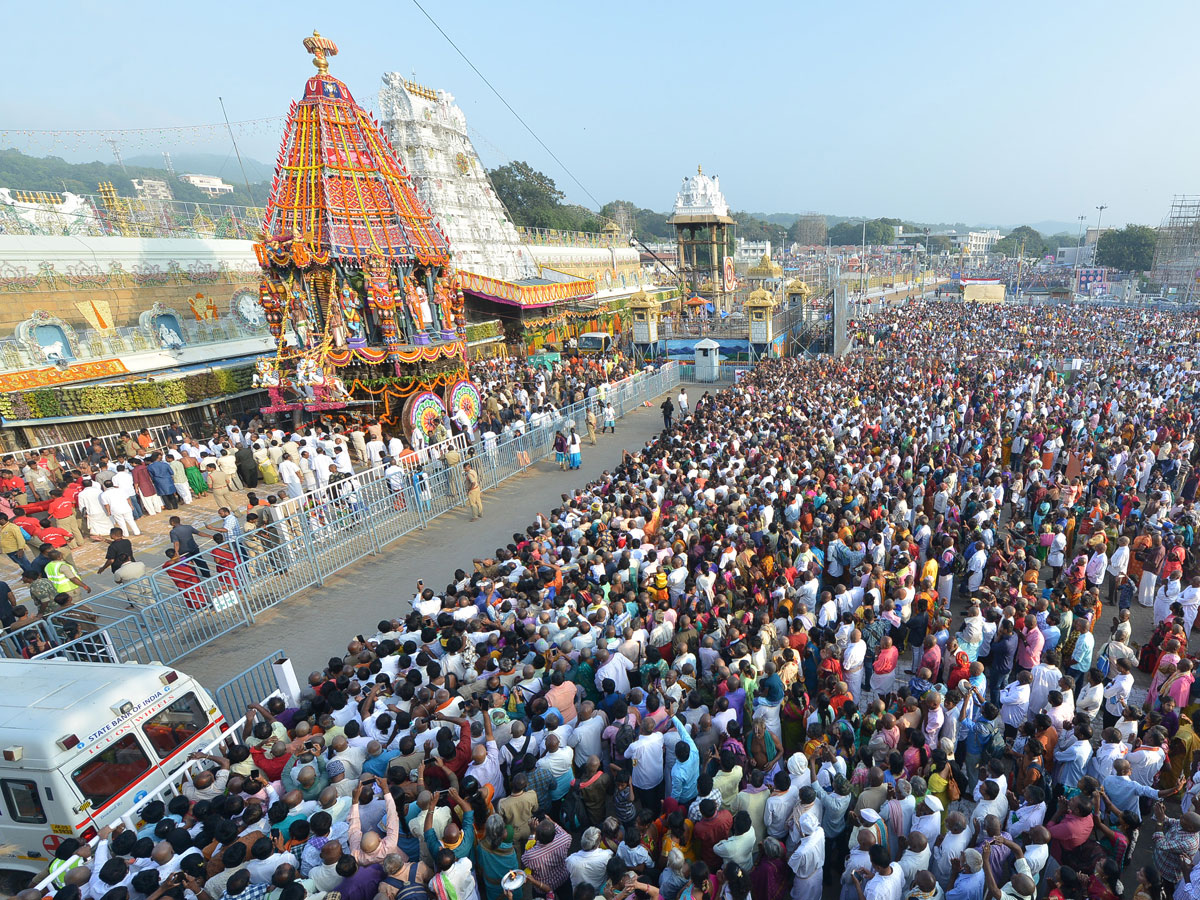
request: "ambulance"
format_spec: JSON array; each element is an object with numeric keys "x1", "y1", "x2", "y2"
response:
[{"x1": 0, "y1": 658, "x2": 227, "y2": 882}]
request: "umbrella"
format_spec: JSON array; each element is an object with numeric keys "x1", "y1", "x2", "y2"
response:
[{"x1": 685, "y1": 295, "x2": 707, "y2": 307}]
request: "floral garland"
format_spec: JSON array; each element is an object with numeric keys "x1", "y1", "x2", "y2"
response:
[{"x1": 348, "y1": 368, "x2": 466, "y2": 421}]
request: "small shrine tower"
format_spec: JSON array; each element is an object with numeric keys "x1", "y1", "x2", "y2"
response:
[{"x1": 669, "y1": 166, "x2": 735, "y2": 310}]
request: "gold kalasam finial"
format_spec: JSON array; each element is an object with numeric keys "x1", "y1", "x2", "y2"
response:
[
  {"x1": 303, "y1": 30, "x2": 339, "y2": 75},
  {"x1": 697, "y1": 164, "x2": 702, "y2": 175}
]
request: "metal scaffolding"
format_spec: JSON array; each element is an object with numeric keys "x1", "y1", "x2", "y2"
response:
[{"x1": 1151, "y1": 195, "x2": 1200, "y2": 301}]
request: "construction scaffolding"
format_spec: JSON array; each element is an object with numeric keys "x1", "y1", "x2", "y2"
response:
[{"x1": 1151, "y1": 195, "x2": 1200, "y2": 301}]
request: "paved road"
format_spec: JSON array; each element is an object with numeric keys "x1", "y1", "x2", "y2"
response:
[{"x1": 175, "y1": 383, "x2": 703, "y2": 691}]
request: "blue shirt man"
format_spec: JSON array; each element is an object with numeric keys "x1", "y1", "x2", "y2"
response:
[
  {"x1": 669, "y1": 714, "x2": 699, "y2": 804},
  {"x1": 946, "y1": 863, "x2": 986, "y2": 900},
  {"x1": 1102, "y1": 764, "x2": 1162, "y2": 822}
]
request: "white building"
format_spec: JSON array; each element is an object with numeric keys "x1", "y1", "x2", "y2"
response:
[
  {"x1": 735, "y1": 238, "x2": 771, "y2": 263},
  {"x1": 672, "y1": 168, "x2": 730, "y2": 218},
  {"x1": 179, "y1": 174, "x2": 234, "y2": 197},
  {"x1": 130, "y1": 178, "x2": 173, "y2": 201},
  {"x1": 377, "y1": 74, "x2": 538, "y2": 282},
  {"x1": 952, "y1": 230, "x2": 1001, "y2": 255},
  {"x1": 1054, "y1": 244, "x2": 1097, "y2": 267}
]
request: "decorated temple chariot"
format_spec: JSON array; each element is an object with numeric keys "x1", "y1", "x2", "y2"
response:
[{"x1": 252, "y1": 31, "x2": 479, "y2": 442}]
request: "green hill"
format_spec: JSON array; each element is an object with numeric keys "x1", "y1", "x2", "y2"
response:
[{"x1": 0, "y1": 149, "x2": 270, "y2": 206}]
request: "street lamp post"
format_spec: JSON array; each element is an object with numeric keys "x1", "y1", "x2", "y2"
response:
[
  {"x1": 860, "y1": 219, "x2": 867, "y2": 305},
  {"x1": 1093, "y1": 204, "x2": 1108, "y2": 268},
  {"x1": 1072, "y1": 214, "x2": 1086, "y2": 296}
]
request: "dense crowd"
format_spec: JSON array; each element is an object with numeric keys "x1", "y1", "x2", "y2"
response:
[
  {"x1": 1, "y1": 348, "x2": 643, "y2": 648},
  {"x1": 24, "y1": 299, "x2": 1200, "y2": 900}
]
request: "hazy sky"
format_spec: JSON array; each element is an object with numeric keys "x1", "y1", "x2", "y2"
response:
[{"x1": 4, "y1": 0, "x2": 1195, "y2": 227}]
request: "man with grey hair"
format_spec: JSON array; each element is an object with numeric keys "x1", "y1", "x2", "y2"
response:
[
  {"x1": 933, "y1": 811, "x2": 971, "y2": 888},
  {"x1": 946, "y1": 848, "x2": 985, "y2": 900},
  {"x1": 566, "y1": 826, "x2": 612, "y2": 892}
]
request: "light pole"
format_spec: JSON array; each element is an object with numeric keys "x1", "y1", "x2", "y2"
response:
[
  {"x1": 1072, "y1": 214, "x2": 1086, "y2": 295},
  {"x1": 860, "y1": 219, "x2": 867, "y2": 303},
  {"x1": 1093, "y1": 204, "x2": 1108, "y2": 268}
]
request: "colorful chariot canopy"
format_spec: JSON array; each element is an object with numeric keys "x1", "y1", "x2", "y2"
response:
[{"x1": 261, "y1": 31, "x2": 451, "y2": 268}]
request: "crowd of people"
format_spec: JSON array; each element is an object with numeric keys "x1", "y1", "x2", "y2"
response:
[
  {"x1": 22, "y1": 299, "x2": 1200, "y2": 900},
  {"x1": 1, "y1": 348, "x2": 644, "y2": 647}
]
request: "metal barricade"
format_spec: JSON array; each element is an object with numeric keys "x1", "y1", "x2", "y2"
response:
[
  {"x1": 26, "y1": 614, "x2": 161, "y2": 664},
  {"x1": 24, "y1": 363, "x2": 682, "y2": 667},
  {"x1": 138, "y1": 572, "x2": 253, "y2": 661},
  {"x1": 215, "y1": 649, "x2": 286, "y2": 721}
]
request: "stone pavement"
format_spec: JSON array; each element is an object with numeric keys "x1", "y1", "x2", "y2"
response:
[
  {"x1": 6, "y1": 464, "x2": 233, "y2": 608},
  {"x1": 172, "y1": 383, "x2": 700, "y2": 692}
]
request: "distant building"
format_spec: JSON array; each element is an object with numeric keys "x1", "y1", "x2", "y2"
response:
[
  {"x1": 130, "y1": 178, "x2": 173, "y2": 201},
  {"x1": 1054, "y1": 244, "x2": 1097, "y2": 267},
  {"x1": 179, "y1": 174, "x2": 235, "y2": 197},
  {"x1": 952, "y1": 230, "x2": 1001, "y2": 255},
  {"x1": 735, "y1": 238, "x2": 772, "y2": 262}
]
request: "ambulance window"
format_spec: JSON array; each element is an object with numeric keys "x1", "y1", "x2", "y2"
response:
[
  {"x1": 2, "y1": 778, "x2": 46, "y2": 824},
  {"x1": 71, "y1": 734, "x2": 151, "y2": 809},
  {"x1": 142, "y1": 692, "x2": 208, "y2": 758}
]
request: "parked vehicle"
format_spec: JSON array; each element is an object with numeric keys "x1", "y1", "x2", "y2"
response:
[{"x1": 0, "y1": 659, "x2": 226, "y2": 882}]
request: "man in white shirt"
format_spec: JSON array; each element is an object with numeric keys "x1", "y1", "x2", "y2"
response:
[
  {"x1": 898, "y1": 832, "x2": 931, "y2": 890},
  {"x1": 999, "y1": 673, "x2": 1031, "y2": 735},
  {"x1": 624, "y1": 720, "x2": 664, "y2": 808},
  {"x1": 1103, "y1": 658, "x2": 1135, "y2": 728},
  {"x1": 365, "y1": 436, "x2": 386, "y2": 465},
  {"x1": 566, "y1": 832, "x2": 613, "y2": 892},
  {"x1": 1126, "y1": 726, "x2": 1168, "y2": 786},
  {"x1": 567, "y1": 703, "x2": 607, "y2": 767},
  {"x1": 332, "y1": 441, "x2": 354, "y2": 475},
  {"x1": 843, "y1": 630, "x2": 867, "y2": 704},
  {"x1": 858, "y1": 843, "x2": 904, "y2": 900},
  {"x1": 537, "y1": 733, "x2": 575, "y2": 782},
  {"x1": 932, "y1": 812, "x2": 971, "y2": 887},
  {"x1": 100, "y1": 479, "x2": 140, "y2": 536},
  {"x1": 278, "y1": 457, "x2": 302, "y2": 499},
  {"x1": 1007, "y1": 784, "x2": 1047, "y2": 839},
  {"x1": 466, "y1": 713, "x2": 505, "y2": 800},
  {"x1": 596, "y1": 648, "x2": 633, "y2": 695}
]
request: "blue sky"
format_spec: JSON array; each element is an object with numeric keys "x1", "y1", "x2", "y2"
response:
[{"x1": 4, "y1": 0, "x2": 1195, "y2": 227}]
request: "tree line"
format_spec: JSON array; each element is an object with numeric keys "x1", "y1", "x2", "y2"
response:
[{"x1": 0, "y1": 149, "x2": 270, "y2": 207}]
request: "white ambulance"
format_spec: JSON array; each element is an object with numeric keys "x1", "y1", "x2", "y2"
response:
[{"x1": 0, "y1": 658, "x2": 227, "y2": 881}]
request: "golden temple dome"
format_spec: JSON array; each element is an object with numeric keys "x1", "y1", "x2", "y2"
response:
[{"x1": 748, "y1": 253, "x2": 783, "y2": 277}]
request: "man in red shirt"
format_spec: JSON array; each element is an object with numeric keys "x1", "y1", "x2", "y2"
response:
[
  {"x1": 1045, "y1": 794, "x2": 1094, "y2": 861},
  {"x1": 692, "y1": 798, "x2": 733, "y2": 871},
  {"x1": 432, "y1": 713, "x2": 474, "y2": 780},
  {"x1": 48, "y1": 489, "x2": 85, "y2": 547}
]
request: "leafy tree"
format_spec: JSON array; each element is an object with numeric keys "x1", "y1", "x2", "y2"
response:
[
  {"x1": 926, "y1": 235, "x2": 953, "y2": 254},
  {"x1": 991, "y1": 225, "x2": 1046, "y2": 257},
  {"x1": 788, "y1": 214, "x2": 826, "y2": 247},
  {"x1": 488, "y1": 161, "x2": 566, "y2": 229},
  {"x1": 488, "y1": 161, "x2": 603, "y2": 232},
  {"x1": 827, "y1": 219, "x2": 894, "y2": 246},
  {"x1": 1096, "y1": 224, "x2": 1157, "y2": 272}
]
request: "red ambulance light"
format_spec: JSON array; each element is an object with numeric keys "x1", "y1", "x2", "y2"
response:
[
  {"x1": 57, "y1": 734, "x2": 79, "y2": 750},
  {"x1": 160, "y1": 671, "x2": 179, "y2": 685},
  {"x1": 80, "y1": 825, "x2": 97, "y2": 842}
]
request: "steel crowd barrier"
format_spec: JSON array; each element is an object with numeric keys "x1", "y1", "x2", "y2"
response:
[{"x1": 6, "y1": 363, "x2": 680, "y2": 666}]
